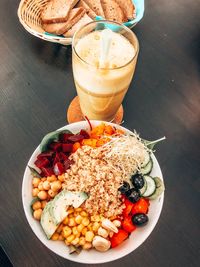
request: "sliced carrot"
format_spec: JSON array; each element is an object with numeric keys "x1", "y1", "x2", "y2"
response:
[
  {"x1": 115, "y1": 129, "x2": 125, "y2": 135},
  {"x1": 96, "y1": 137, "x2": 110, "y2": 147}
]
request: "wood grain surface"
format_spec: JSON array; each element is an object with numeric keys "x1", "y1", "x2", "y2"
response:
[{"x1": 0, "y1": 0, "x2": 200, "y2": 266}]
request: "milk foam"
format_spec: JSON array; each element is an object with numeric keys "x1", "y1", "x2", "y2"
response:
[{"x1": 75, "y1": 30, "x2": 135, "y2": 68}]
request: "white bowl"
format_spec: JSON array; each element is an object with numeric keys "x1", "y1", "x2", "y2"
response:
[{"x1": 22, "y1": 121, "x2": 164, "y2": 264}]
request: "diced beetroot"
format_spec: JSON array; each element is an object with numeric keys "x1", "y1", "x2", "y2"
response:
[
  {"x1": 64, "y1": 159, "x2": 73, "y2": 170},
  {"x1": 53, "y1": 152, "x2": 60, "y2": 166},
  {"x1": 68, "y1": 134, "x2": 84, "y2": 142},
  {"x1": 59, "y1": 152, "x2": 68, "y2": 161},
  {"x1": 41, "y1": 167, "x2": 54, "y2": 177},
  {"x1": 49, "y1": 142, "x2": 62, "y2": 151},
  {"x1": 59, "y1": 133, "x2": 74, "y2": 143},
  {"x1": 34, "y1": 158, "x2": 50, "y2": 169},
  {"x1": 80, "y1": 129, "x2": 90, "y2": 139},
  {"x1": 37, "y1": 151, "x2": 54, "y2": 159},
  {"x1": 54, "y1": 162, "x2": 64, "y2": 175},
  {"x1": 62, "y1": 143, "x2": 73, "y2": 153}
]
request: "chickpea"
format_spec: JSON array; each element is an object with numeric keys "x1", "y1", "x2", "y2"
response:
[
  {"x1": 81, "y1": 227, "x2": 88, "y2": 236},
  {"x1": 56, "y1": 224, "x2": 63, "y2": 234},
  {"x1": 58, "y1": 175, "x2": 65, "y2": 182},
  {"x1": 43, "y1": 180, "x2": 50, "y2": 190},
  {"x1": 63, "y1": 217, "x2": 68, "y2": 225},
  {"x1": 51, "y1": 232, "x2": 59, "y2": 241},
  {"x1": 72, "y1": 226, "x2": 79, "y2": 236},
  {"x1": 75, "y1": 207, "x2": 82, "y2": 212},
  {"x1": 58, "y1": 235, "x2": 64, "y2": 241},
  {"x1": 79, "y1": 237, "x2": 86, "y2": 246},
  {"x1": 32, "y1": 201, "x2": 42, "y2": 210},
  {"x1": 32, "y1": 188, "x2": 39, "y2": 197},
  {"x1": 83, "y1": 242, "x2": 92, "y2": 250},
  {"x1": 38, "y1": 181, "x2": 44, "y2": 191},
  {"x1": 75, "y1": 215, "x2": 82, "y2": 224},
  {"x1": 68, "y1": 218, "x2": 76, "y2": 227},
  {"x1": 87, "y1": 223, "x2": 93, "y2": 231},
  {"x1": 77, "y1": 224, "x2": 84, "y2": 233},
  {"x1": 41, "y1": 177, "x2": 46, "y2": 182},
  {"x1": 67, "y1": 208, "x2": 74, "y2": 214},
  {"x1": 80, "y1": 211, "x2": 87, "y2": 217},
  {"x1": 66, "y1": 234, "x2": 75, "y2": 243},
  {"x1": 33, "y1": 209, "x2": 42, "y2": 220},
  {"x1": 92, "y1": 222, "x2": 100, "y2": 232},
  {"x1": 82, "y1": 217, "x2": 90, "y2": 226},
  {"x1": 37, "y1": 190, "x2": 48, "y2": 200},
  {"x1": 32, "y1": 177, "x2": 40, "y2": 188},
  {"x1": 51, "y1": 181, "x2": 62, "y2": 192},
  {"x1": 71, "y1": 237, "x2": 80, "y2": 246},
  {"x1": 62, "y1": 226, "x2": 72, "y2": 238},
  {"x1": 41, "y1": 200, "x2": 47, "y2": 209},
  {"x1": 47, "y1": 175, "x2": 57, "y2": 182},
  {"x1": 85, "y1": 231, "x2": 94, "y2": 242},
  {"x1": 48, "y1": 189, "x2": 57, "y2": 198}
]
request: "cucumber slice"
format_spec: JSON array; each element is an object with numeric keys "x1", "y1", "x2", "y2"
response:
[
  {"x1": 140, "y1": 159, "x2": 153, "y2": 175},
  {"x1": 141, "y1": 151, "x2": 151, "y2": 167},
  {"x1": 148, "y1": 177, "x2": 165, "y2": 200},
  {"x1": 142, "y1": 176, "x2": 156, "y2": 197},
  {"x1": 140, "y1": 178, "x2": 147, "y2": 195}
]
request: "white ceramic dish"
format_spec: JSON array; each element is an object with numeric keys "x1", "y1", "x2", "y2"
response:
[{"x1": 22, "y1": 121, "x2": 164, "y2": 264}]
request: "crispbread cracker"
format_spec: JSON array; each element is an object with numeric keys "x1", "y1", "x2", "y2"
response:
[
  {"x1": 83, "y1": 0, "x2": 104, "y2": 17},
  {"x1": 41, "y1": 0, "x2": 79, "y2": 24},
  {"x1": 76, "y1": 0, "x2": 97, "y2": 19},
  {"x1": 100, "y1": 0, "x2": 125, "y2": 23},
  {"x1": 115, "y1": 0, "x2": 136, "y2": 20},
  {"x1": 43, "y1": 8, "x2": 85, "y2": 35},
  {"x1": 63, "y1": 14, "x2": 92, "y2": 37}
]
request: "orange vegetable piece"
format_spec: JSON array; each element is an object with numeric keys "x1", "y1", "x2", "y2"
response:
[
  {"x1": 115, "y1": 129, "x2": 125, "y2": 135},
  {"x1": 72, "y1": 142, "x2": 81, "y2": 152},
  {"x1": 96, "y1": 138, "x2": 110, "y2": 147},
  {"x1": 104, "y1": 125, "x2": 115, "y2": 135},
  {"x1": 82, "y1": 139, "x2": 97, "y2": 147},
  {"x1": 90, "y1": 123, "x2": 105, "y2": 137}
]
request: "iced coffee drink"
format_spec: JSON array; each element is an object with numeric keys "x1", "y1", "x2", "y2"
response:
[{"x1": 72, "y1": 21, "x2": 139, "y2": 121}]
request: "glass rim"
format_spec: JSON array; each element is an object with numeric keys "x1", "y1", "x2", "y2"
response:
[{"x1": 72, "y1": 20, "x2": 139, "y2": 70}]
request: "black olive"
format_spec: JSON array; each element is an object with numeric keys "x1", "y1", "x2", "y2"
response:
[
  {"x1": 118, "y1": 181, "x2": 130, "y2": 194},
  {"x1": 131, "y1": 174, "x2": 145, "y2": 189},
  {"x1": 132, "y1": 213, "x2": 148, "y2": 226},
  {"x1": 126, "y1": 188, "x2": 140, "y2": 203}
]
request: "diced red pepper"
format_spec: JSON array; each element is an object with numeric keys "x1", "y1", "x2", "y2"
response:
[
  {"x1": 59, "y1": 133, "x2": 74, "y2": 143},
  {"x1": 37, "y1": 151, "x2": 54, "y2": 159},
  {"x1": 49, "y1": 142, "x2": 62, "y2": 151},
  {"x1": 110, "y1": 229, "x2": 129, "y2": 248},
  {"x1": 34, "y1": 158, "x2": 50, "y2": 169},
  {"x1": 62, "y1": 143, "x2": 73, "y2": 153},
  {"x1": 68, "y1": 134, "x2": 84, "y2": 143},
  {"x1": 41, "y1": 167, "x2": 54, "y2": 177},
  {"x1": 54, "y1": 162, "x2": 64, "y2": 175},
  {"x1": 123, "y1": 198, "x2": 135, "y2": 217},
  {"x1": 131, "y1": 198, "x2": 149, "y2": 215},
  {"x1": 79, "y1": 129, "x2": 90, "y2": 139},
  {"x1": 122, "y1": 216, "x2": 136, "y2": 233}
]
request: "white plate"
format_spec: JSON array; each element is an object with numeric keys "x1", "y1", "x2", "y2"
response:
[{"x1": 22, "y1": 121, "x2": 164, "y2": 264}]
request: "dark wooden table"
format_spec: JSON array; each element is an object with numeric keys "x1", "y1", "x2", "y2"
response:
[{"x1": 1, "y1": 0, "x2": 200, "y2": 266}]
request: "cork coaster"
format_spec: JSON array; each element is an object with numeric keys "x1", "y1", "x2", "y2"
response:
[{"x1": 67, "y1": 96, "x2": 124, "y2": 124}]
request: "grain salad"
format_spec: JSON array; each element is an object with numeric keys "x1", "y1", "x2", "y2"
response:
[{"x1": 29, "y1": 122, "x2": 165, "y2": 254}]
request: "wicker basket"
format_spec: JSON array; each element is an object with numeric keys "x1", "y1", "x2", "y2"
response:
[
  {"x1": 18, "y1": 0, "x2": 72, "y2": 45},
  {"x1": 17, "y1": 0, "x2": 144, "y2": 45}
]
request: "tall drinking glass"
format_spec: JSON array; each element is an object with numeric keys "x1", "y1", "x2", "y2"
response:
[{"x1": 72, "y1": 21, "x2": 139, "y2": 121}]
